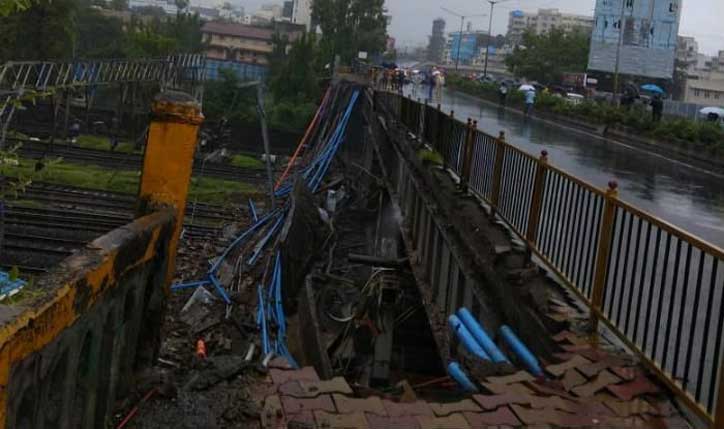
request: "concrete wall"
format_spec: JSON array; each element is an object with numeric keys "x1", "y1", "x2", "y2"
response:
[{"x1": 0, "y1": 210, "x2": 175, "y2": 428}]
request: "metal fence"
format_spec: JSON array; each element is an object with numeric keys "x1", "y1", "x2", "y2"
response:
[{"x1": 378, "y1": 91, "x2": 724, "y2": 427}]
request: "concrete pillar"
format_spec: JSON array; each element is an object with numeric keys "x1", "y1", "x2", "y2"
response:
[{"x1": 136, "y1": 91, "x2": 203, "y2": 285}]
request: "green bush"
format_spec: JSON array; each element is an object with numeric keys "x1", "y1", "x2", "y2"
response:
[{"x1": 447, "y1": 75, "x2": 724, "y2": 147}]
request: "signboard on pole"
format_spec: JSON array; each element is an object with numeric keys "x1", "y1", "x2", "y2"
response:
[{"x1": 587, "y1": 0, "x2": 682, "y2": 80}]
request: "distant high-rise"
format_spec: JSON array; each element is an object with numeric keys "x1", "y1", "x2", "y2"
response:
[
  {"x1": 428, "y1": 18, "x2": 446, "y2": 63},
  {"x1": 292, "y1": 0, "x2": 313, "y2": 31}
]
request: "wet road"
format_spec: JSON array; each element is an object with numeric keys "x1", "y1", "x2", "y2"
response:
[{"x1": 407, "y1": 86, "x2": 724, "y2": 248}]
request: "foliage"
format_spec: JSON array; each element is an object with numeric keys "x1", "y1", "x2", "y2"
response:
[
  {"x1": 312, "y1": 0, "x2": 388, "y2": 64},
  {"x1": 0, "y1": 0, "x2": 78, "y2": 61},
  {"x1": 76, "y1": 134, "x2": 137, "y2": 153},
  {"x1": 270, "y1": 32, "x2": 321, "y2": 103},
  {"x1": 203, "y1": 68, "x2": 258, "y2": 124},
  {"x1": 0, "y1": 156, "x2": 258, "y2": 203},
  {"x1": 0, "y1": 0, "x2": 203, "y2": 61},
  {"x1": 417, "y1": 149, "x2": 443, "y2": 165},
  {"x1": 0, "y1": 0, "x2": 32, "y2": 17},
  {"x1": 109, "y1": 0, "x2": 126, "y2": 11},
  {"x1": 447, "y1": 75, "x2": 724, "y2": 147},
  {"x1": 505, "y1": 28, "x2": 590, "y2": 84},
  {"x1": 229, "y1": 154, "x2": 263, "y2": 169}
]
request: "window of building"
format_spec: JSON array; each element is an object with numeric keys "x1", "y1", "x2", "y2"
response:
[
  {"x1": 705, "y1": 91, "x2": 711, "y2": 98},
  {"x1": 694, "y1": 89, "x2": 701, "y2": 96}
]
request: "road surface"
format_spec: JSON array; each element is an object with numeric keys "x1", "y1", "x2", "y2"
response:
[{"x1": 407, "y1": 85, "x2": 724, "y2": 249}]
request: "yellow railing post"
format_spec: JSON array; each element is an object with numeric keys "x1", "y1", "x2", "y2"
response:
[
  {"x1": 525, "y1": 150, "x2": 549, "y2": 252},
  {"x1": 460, "y1": 119, "x2": 476, "y2": 193},
  {"x1": 137, "y1": 91, "x2": 203, "y2": 285},
  {"x1": 490, "y1": 131, "x2": 506, "y2": 217},
  {"x1": 590, "y1": 181, "x2": 619, "y2": 336}
]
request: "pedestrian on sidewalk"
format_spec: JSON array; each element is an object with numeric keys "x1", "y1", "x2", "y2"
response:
[
  {"x1": 524, "y1": 89, "x2": 536, "y2": 117},
  {"x1": 498, "y1": 83, "x2": 508, "y2": 106},
  {"x1": 650, "y1": 94, "x2": 663, "y2": 122}
]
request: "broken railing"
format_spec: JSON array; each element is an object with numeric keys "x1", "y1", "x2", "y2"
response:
[{"x1": 377, "y1": 91, "x2": 724, "y2": 427}]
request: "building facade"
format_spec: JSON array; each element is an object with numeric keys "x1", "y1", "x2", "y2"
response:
[
  {"x1": 201, "y1": 21, "x2": 304, "y2": 80},
  {"x1": 588, "y1": 0, "x2": 682, "y2": 80},
  {"x1": 427, "y1": 18, "x2": 446, "y2": 64},
  {"x1": 292, "y1": 0, "x2": 313, "y2": 31},
  {"x1": 507, "y1": 8, "x2": 593, "y2": 44},
  {"x1": 447, "y1": 31, "x2": 489, "y2": 65},
  {"x1": 129, "y1": 0, "x2": 181, "y2": 15},
  {"x1": 676, "y1": 36, "x2": 699, "y2": 73}
]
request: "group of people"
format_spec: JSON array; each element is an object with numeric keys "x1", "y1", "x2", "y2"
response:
[{"x1": 372, "y1": 66, "x2": 446, "y2": 103}]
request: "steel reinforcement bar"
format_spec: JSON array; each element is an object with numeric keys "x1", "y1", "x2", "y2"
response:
[{"x1": 377, "y1": 91, "x2": 724, "y2": 428}]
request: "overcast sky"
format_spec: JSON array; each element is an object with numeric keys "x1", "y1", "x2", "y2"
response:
[{"x1": 235, "y1": 0, "x2": 724, "y2": 55}]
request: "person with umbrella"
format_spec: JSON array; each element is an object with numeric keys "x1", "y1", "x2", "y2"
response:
[
  {"x1": 522, "y1": 86, "x2": 536, "y2": 117},
  {"x1": 650, "y1": 93, "x2": 664, "y2": 122}
]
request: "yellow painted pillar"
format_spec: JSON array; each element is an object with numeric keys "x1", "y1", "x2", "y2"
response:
[{"x1": 137, "y1": 91, "x2": 203, "y2": 285}]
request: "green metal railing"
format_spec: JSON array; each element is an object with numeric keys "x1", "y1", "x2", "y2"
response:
[{"x1": 378, "y1": 91, "x2": 724, "y2": 428}]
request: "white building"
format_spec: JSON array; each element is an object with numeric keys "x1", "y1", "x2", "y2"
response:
[
  {"x1": 129, "y1": 0, "x2": 183, "y2": 14},
  {"x1": 507, "y1": 8, "x2": 593, "y2": 44},
  {"x1": 292, "y1": 0, "x2": 312, "y2": 31}
]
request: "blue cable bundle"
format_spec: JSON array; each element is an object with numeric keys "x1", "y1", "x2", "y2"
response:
[{"x1": 172, "y1": 86, "x2": 361, "y2": 368}]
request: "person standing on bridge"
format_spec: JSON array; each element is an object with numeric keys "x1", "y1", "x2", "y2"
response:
[
  {"x1": 428, "y1": 70, "x2": 437, "y2": 102},
  {"x1": 650, "y1": 94, "x2": 664, "y2": 122},
  {"x1": 524, "y1": 89, "x2": 536, "y2": 117}
]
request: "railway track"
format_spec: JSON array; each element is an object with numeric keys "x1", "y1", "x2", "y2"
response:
[
  {"x1": 0, "y1": 181, "x2": 245, "y2": 274},
  {"x1": 8, "y1": 138, "x2": 268, "y2": 183}
]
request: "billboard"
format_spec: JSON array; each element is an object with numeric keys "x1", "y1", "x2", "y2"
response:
[
  {"x1": 587, "y1": 0, "x2": 682, "y2": 79},
  {"x1": 449, "y1": 33, "x2": 479, "y2": 64}
]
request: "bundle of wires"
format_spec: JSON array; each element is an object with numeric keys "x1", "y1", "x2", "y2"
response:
[{"x1": 172, "y1": 85, "x2": 362, "y2": 367}]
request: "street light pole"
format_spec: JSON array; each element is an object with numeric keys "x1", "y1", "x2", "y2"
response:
[
  {"x1": 612, "y1": 0, "x2": 627, "y2": 105},
  {"x1": 441, "y1": 7, "x2": 486, "y2": 70},
  {"x1": 456, "y1": 16, "x2": 465, "y2": 70},
  {"x1": 483, "y1": 1, "x2": 495, "y2": 78}
]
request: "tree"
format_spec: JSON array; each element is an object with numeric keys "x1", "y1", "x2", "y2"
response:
[
  {"x1": 110, "y1": 0, "x2": 127, "y2": 11},
  {"x1": 270, "y1": 32, "x2": 320, "y2": 103},
  {"x1": 505, "y1": 28, "x2": 590, "y2": 84},
  {"x1": 0, "y1": 0, "x2": 78, "y2": 61},
  {"x1": 75, "y1": 7, "x2": 126, "y2": 58},
  {"x1": 312, "y1": 0, "x2": 387, "y2": 64}
]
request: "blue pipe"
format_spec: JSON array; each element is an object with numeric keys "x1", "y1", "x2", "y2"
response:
[
  {"x1": 448, "y1": 315, "x2": 490, "y2": 361},
  {"x1": 170, "y1": 279, "x2": 211, "y2": 292},
  {"x1": 211, "y1": 208, "x2": 281, "y2": 273},
  {"x1": 208, "y1": 273, "x2": 232, "y2": 305},
  {"x1": 248, "y1": 198, "x2": 258, "y2": 222},
  {"x1": 257, "y1": 284, "x2": 269, "y2": 355},
  {"x1": 447, "y1": 362, "x2": 478, "y2": 392},
  {"x1": 247, "y1": 214, "x2": 285, "y2": 266},
  {"x1": 457, "y1": 308, "x2": 509, "y2": 364},
  {"x1": 499, "y1": 325, "x2": 543, "y2": 377}
]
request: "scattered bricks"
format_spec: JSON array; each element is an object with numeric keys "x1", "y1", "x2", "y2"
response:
[
  {"x1": 280, "y1": 395, "x2": 336, "y2": 415},
  {"x1": 577, "y1": 347, "x2": 621, "y2": 362},
  {"x1": 648, "y1": 400, "x2": 677, "y2": 417},
  {"x1": 568, "y1": 400, "x2": 616, "y2": 417},
  {"x1": 551, "y1": 330, "x2": 589, "y2": 346},
  {"x1": 270, "y1": 366, "x2": 320, "y2": 385},
  {"x1": 545, "y1": 355, "x2": 592, "y2": 377},
  {"x1": 579, "y1": 356, "x2": 631, "y2": 378},
  {"x1": 572, "y1": 370, "x2": 621, "y2": 397},
  {"x1": 607, "y1": 374, "x2": 661, "y2": 401},
  {"x1": 510, "y1": 405, "x2": 605, "y2": 427},
  {"x1": 611, "y1": 366, "x2": 643, "y2": 381},
  {"x1": 647, "y1": 415, "x2": 691, "y2": 428},
  {"x1": 473, "y1": 393, "x2": 532, "y2": 410},
  {"x1": 561, "y1": 369, "x2": 587, "y2": 391},
  {"x1": 528, "y1": 396, "x2": 578, "y2": 413},
  {"x1": 527, "y1": 380, "x2": 578, "y2": 401},
  {"x1": 286, "y1": 411, "x2": 316, "y2": 429},
  {"x1": 416, "y1": 413, "x2": 472, "y2": 429},
  {"x1": 366, "y1": 414, "x2": 422, "y2": 429},
  {"x1": 604, "y1": 399, "x2": 657, "y2": 417},
  {"x1": 483, "y1": 382, "x2": 534, "y2": 395},
  {"x1": 485, "y1": 370, "x2": 535, "y2": 385},
  {"x1": 429, "y1": 399, "x2": 482, "y2": 416},
  {"x1": 463, "y1": 407, "x2": 521, "y2": 426},
  {"x1": 314, "y1": 411, "x2": 370, "y2": 429},
  {"x1": 268, "y1": 357, "x2": 295, "y2": 370},
  {"x1": 382, "y1": 400, "x2": 434, "y2": 417},
  {"x1": 261, "y1": 395, "x2": 286, "y2": 429},
  {"x1": 283, "y1": 378, "x2": 353, "y2": 398},
  {"x1": 332, "y1": 394, "x2": 387, "y2": 416}
]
